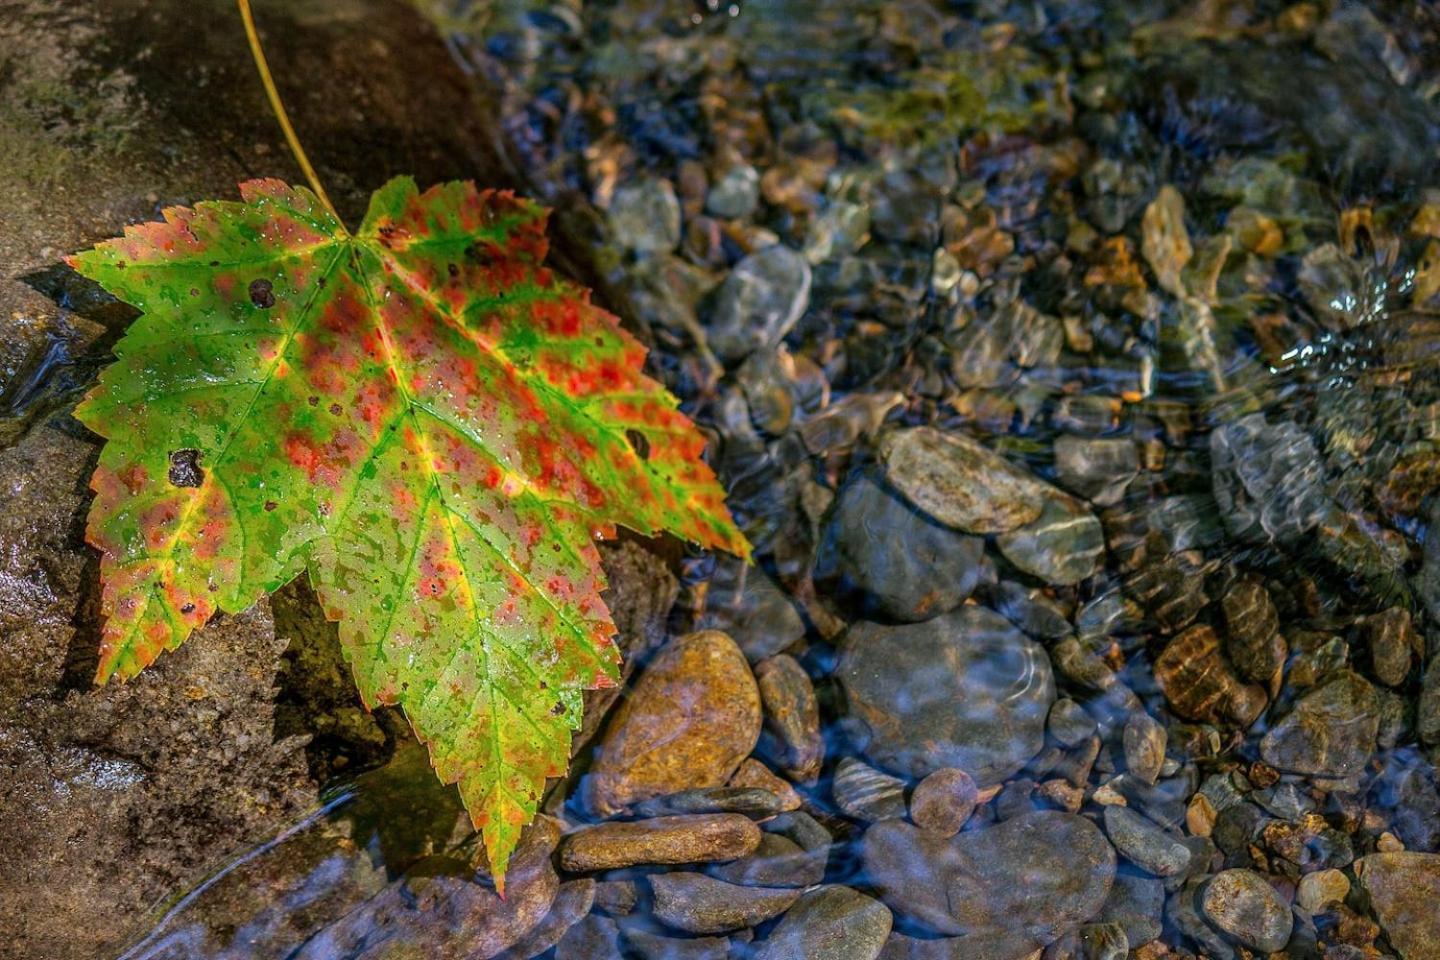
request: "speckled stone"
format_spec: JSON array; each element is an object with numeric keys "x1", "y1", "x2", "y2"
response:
[
  {"x1": 751, "y1": 885, "x2": 893, "y2": 960},
  {"x1": 558, "y1": 814, "x2": 761, "y2": 872},
  {"x1": 1355, "y1": 852, "x2": 1440, "y2": 960},
  {"x1": 1199, "y1": 869, "x2": 1292, "y2": 953},
  {"x1": 909, "y1": 768, "x2": 978, "y2": 837},
  {"x1": 650, "y1": 873, "x2": 801, "y2": 934}
]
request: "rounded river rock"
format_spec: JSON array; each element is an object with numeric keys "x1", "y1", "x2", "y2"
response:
[
  {"x1": 584, "y1": 630, "x2": 761, "y2": 816},
  {"x1": 838, "y1": 607, "x2": 1055, "y2": 784}
]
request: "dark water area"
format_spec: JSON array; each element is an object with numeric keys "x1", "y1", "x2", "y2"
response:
[{"x1": 8, "y1": 0, "x2": 1440, "y2": 959}]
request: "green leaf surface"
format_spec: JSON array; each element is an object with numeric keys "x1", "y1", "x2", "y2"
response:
[{"x1": 68, "y1": 177, "x2": 749, "y2": 887}]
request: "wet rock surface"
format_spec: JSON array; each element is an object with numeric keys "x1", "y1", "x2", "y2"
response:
[
  {"x1": 1355, "y1": 852, "x2": 1440, "y2": 960},
  {"x1": 558, "y1": 814, "x2": 761, "y2": 872},
  {"x1": 583, "y1": 630, "x2": 761, "y2": 816},
  {"x1": 864, "y1": 813, "x2": 1115, "y2": 955},
  {"x1": 291, "y1": 817, "x2": 561, "y2": 960},
  {"x1": 838, "y1": 607, "x2": 1054, "y2": 784},
  {"x1": 650, "y1": 872, "x2": 801, "y2": 934},
  {"x1": 10, "y1": 0, "x2": 1440, "y2": 957}
]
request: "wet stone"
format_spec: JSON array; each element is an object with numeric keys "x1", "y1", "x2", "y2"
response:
[
  {"x1": 862, "y1": 813, "x2": 1116, "y2": 953},
  {"x1": 833, "y1": 757, "x2": 908, "y2": 823},
  {"x1": 1122, "y1": 712, "x2": 1166, "y2": 787},
  {"x1": 1053, "y1": 436, "x2": 1139, "y2": 507},
  {"x1": 751, "y1": 885, "x2": 893, "y2": 960},
  {"x1": 625, "y1": 928, "x2": 730, "y2": 960},
  {"x1": 1125, "y1": 555, "x2": 1209, "y2": 634},
  {"x1": 592, "y1": 880, "x2": 638, "y2": 917},
  {"x1": 1053, "y1": 396, "x2": 1124, "y2": 435},
  {"x1": 728, "y1": 759, "x2": 802, "y2": 812},
  {"x1": 494, "y1": 879, "x2": 595, "y2": 960},
  {"x1": 708, "y1": 832, "x2": 827, "y2": 888},
  {"x1": 1199, "y1": 869, "x2": 1292, "y2": 954},
  {"x1": 992, "y1": 581, "x2": 1074, "y2": 641},
  {"x1": 819, "y1": 471, "x2": 986, "y2": 622},
  {"x1": 1078, "y1": 922, "x2": 1129, "y2": 960},
  {"x1": 1355, "y1": 852, "x2": 1440, "y2": 960},
  {"x1": 996, "y1": 495, "x2": 1106, "y2": 586},
  {"x1": 1098, "y1": 871, "x2": 1165, "y2": 947},
  {"x1": 697, "y1": 565, "x2": 805, "y2": 664},
  {"x1": 584, "y1": 630, "x2": 761, "y2": 817},
  {"x1": 1049, "y1": 699, "x2": 1098, "y2": 749},
  {"x1": 910, "y1": 768, "x2": 978, "y2": 837},
  {"x1": 707, "y1": 164, "x2": 760, "y2": 219},
  {"x1": 1154, "y1": 624, "x2": 1267, "y2": 728},
  {"x1": 1103, "y1": 806, "x2": 1191, "y2": 878},
  {"x1": 649, "y1": 873, "x2": 801, "y2": 935},
  {"x1": 766, "y1": 811, "x2": 832, "y2": 854},
  {"x1": 292, "y1": 816, "x2": 561, "y2": 960},
  {"x1": 609, "y1": 177, "x2": 682, "y2": 253},
  {"x1": 755, "y1": 655, "x2": 824, "y2": 782},
  {"x1": 837, "y1": 607, "x2": 1055, "y2": 785},
  {"x1": 1361, "y1": 607, "x2": 1418, "y2": 688},
  {"x1": 877, "y1": 427, "x2": 1048, "y2": 534},
  {"x1": 554, "y1": 913, "x2": 622, "y2": 960},
  {"x1": 1210, "y1": 413, "x2": 1329, "y2": 545},
  {"x1": 707, "y1": 245, "x2": 812, "y2": 362},
  {"x1": 1259, "y1": 671, "x2": 1379, "y2": 778},
  {"x1": 1297, "y1": 868, "x2": 1350, "y2": 916},
  {"x1": 633, "y1": 787, "x2": 786, "y2": 819},
  {"x1": 558, "y1": 814, "x2": 762, "y2": 872},
  {"x1": 1220, "y1": 579, "x2": 1285, "y2": 684}
]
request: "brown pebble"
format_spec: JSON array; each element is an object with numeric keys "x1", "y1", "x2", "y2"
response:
[
  {"x1": 909, "y1": 767, "x2": 978, "y2": 836},
  {"x1": 559, "y1": 814, "x2": 761, "y2": 872},
  {"x1": 728, "y1": 758, "x2": 802, "y2": 812}
]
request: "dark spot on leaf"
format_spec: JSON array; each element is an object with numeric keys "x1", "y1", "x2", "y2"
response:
[
  {"x1": 180, "y1": 603, "x2": 195, "y2": 614},
  {"x1": 464, "y1": 243, "x2": 492, "y2": 266},
  {"x1": 167, "y1": 449, "x2": 204, "y2": 488},
  {"x1": 264, "y1": 501, "x2": 277, "y2": 512},
  {"x1": 209, "y1": 260, "x2": 220, "y2": 267},
  {"x1": 594, "y1": 336, "x2": 604, "y2": 347},
  {"x1": 208, "y1": 581, "x2": 219, "y2": 593},
  {"x1": 317, "y1": 277, "x2": 327, "y2": 288},
  {"x1": 549, "y1": 701, "x2": 565, "y2": 716},
  {"x1": 329, "y1": 403, "x2": 342, "y2": 416},
  {"x1": 308, "y1": 396, "x2": 319, "y2": 406},
  {"x1": 625, "y1": 429, "x2": 650, "y2": 460},
  {"x1": 116, "y1": 261, "x2": 127, "y2": 269},
  {"x1": 447, "y1": 263, "x2": 459, "y2": 277},
  {"x1": 249, "y1": 278, "x2": 276, "y2": 309},
  {"x1": 190, "y1": 287, "x2": 200, "y2": 297}
]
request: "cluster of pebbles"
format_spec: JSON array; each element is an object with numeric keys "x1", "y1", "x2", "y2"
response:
[
  {"x1": 390, "y1": 0, "x2": 1440, "y2": 957},
  {"x1": 65, "y1": 0, "x2": 1440, "y2": 958}
]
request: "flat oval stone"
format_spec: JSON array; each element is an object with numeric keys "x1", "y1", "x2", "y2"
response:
[
  {"x1": 650, "y1": 872, "x2": 801, "y2": 934},
  {"x1": 995, "y1": 494, "x2": 1105, "y2": 586},
  {"x1": 1260, "y1": 671, "x2": 1379, "y2": 778},
  {"x1": 877, "y1": 426, "x2": 1049, "y2": 534},
  {"x1": 1103, "y1": 806, "x2": 1191, "y2": 878},
  {"x1": 862, "y1": 812, "x2": 1115, "y2": 954},
  {"x1": 838, "y1": 607, "x2": 1054, "y2": 784},
  {"x1": 1199, "y1": 869, "x2": 1292, "y2": 953},
  {"x1": 558, "y1": 814, "x2": 761, "y2": 872},
  {"x1": 752, "y1": 885, "x2": 893, "y2": 960},
  {"x1": 583, "y1": 630, "x2": 761, "y2": 816}
]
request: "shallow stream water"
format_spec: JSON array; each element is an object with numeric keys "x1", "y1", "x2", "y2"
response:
[{"x1": 24, "y1": 1, "x2": 1440, "y2": 958}]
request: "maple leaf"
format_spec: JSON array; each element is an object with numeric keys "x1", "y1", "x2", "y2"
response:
[{"x1": 68, "y1": 177, "x2": 749, "y2": 887}]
